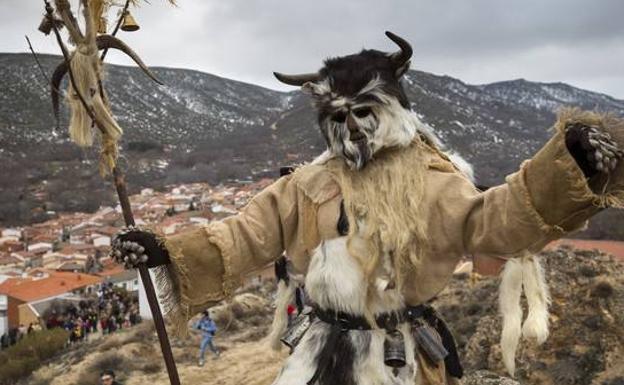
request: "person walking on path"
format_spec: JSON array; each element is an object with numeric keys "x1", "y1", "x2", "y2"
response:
[{"x1": 194, "y1": 310, "x2": 220, "y2": 366}]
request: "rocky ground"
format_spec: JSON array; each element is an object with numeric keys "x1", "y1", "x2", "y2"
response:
[
  {"x1": 438, "y1": 246, "x2": 624, "y2": 385},
  {"x1": 22, "y1": 246, "x2": 624, "y2": 385}
]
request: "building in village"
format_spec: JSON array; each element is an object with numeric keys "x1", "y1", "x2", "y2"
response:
[
  {"x1": 0, "y1": 269, "x2": 102, "y2": 329},
  {"x1": 0, "y1": 294, "x2": 7, "y2": 336},
  {"x1": 96, "y1": 261, "x2": 140, "y2": 293}
]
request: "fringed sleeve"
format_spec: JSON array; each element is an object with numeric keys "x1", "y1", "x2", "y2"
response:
[
  {"x1": 154, "y1": 166, "x2": 340, "y2": 335},
  {"x1": 155, "y1": 174, "x2": 312, "y2": 336},
  {"x1": 470, "y1": 109, "x2": 624, "y2": 255},
  {"x1": 424, "y1": 109, "x2": 624, "y2": 260},
  {"x1": 404, "y1": 109, "x2": 623, "y2": 305}
]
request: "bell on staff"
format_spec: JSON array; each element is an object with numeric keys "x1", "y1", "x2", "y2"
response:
[
  {"x1": 38, "y1": 15, "x2": 63, "y2": 35},
  {"x1": 121, "y1": 11, "x2": 139, "y2": 32},
  {"x1": 98, "y1": 17, "x2": 107, "y2": 34},
  {"x1": 38, "y1": 15, "x2": 54, "y2": 35}
]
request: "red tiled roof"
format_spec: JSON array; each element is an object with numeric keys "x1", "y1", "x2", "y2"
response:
[
  {"x1": 12, "y1": 251, "x2": 38, "y2": 260},
  {"x1": 94, "y1": 226, "x2": 119, "y2": 237},
  {"x1": 0, "y1": 255, "x2": 22, "y2": 265},
  {"x1": 96, "y1": 258, "x2": 126, "y2": 277},
  {"x1": 58, "y1": 244, "x2": 96, "y2": 254},
  {"x1": 547, "y1": 239, "x2": 624, "y2": 261},
  {"x1": 31, "y1": 234, "x2": 58, "y2": 243},
  {"x1": 0, "y1": 270, "x2": 102, "y2": 302},
  {"x1": 0, "y1": 277, "x2": 28, "y2": 290}
]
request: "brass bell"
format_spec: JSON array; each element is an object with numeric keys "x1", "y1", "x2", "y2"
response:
[
  {"x1": 98, "y1": 17, "x2": 107, "y2": 34},
  {"x1": 384, "y1": 329, "x2": 407, "y2": 368},
  {"x1": 120, "y1": 11, "x2": 139, "y2": 32},
  {"x1": 38, "y1": 15, "x2": 53, "y2": 35},
  {"x1": 38, "y1": 15, "x2": 63, "y2": 35}
]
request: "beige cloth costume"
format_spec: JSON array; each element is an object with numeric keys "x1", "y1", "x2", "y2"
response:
[{"x1": 159, "y1": 109, "x2": 623, "y2": 384}]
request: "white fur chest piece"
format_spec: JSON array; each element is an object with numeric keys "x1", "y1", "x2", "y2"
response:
[
  {"x1": 274, "y1": 236, "x2": 419, "y2": 385},
  {"x1": 304, "y1": 236, "x2": 405, "y2": 316}
]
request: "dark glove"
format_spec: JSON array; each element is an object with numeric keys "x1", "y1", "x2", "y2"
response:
[
  {"x1": 110, "y1": 226, "x2": 170, "y2": 269},
  {"x1": 565, "y1": 122, "x2": 623, "y2": 178}
]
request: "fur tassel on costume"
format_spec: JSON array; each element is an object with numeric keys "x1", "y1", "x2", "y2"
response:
[
  {"x1": 521, "y1": 255, "x2": 550, "y2": 344},
  {"x1": 267, "y1": 280, "x2": 296, "y2": 351},
  {"x1": 499, "y1": 258, "x2": 524, "y2": 377},
  {"x1": 499, "y1": 253, "x2": 551, "y2": 377},
  {"x1": 67, "y1": 50, "x2": 122, "y2": 147}
]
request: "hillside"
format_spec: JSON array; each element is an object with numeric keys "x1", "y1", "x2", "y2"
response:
[
  {"x1": 1, "y1": 52, "x2": 624, "y2": 237},
  {"x1": 21, "y1": 246, "x2": 624, "y2": 385}
]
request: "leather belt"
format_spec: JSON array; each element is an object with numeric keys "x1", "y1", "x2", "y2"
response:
[{"x1": 313, "y1": 304, "x2": 427, "y2": 330}]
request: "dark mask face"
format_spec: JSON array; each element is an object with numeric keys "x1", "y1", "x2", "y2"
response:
[
  {"x1": 274, "y1": 32, "x2": 416, "y2": 169},
  {"x1": 311, "y1": 51, "x2": 411, "y2": 169}
]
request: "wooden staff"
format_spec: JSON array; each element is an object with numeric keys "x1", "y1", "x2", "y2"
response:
[{"x1": 43, "y1": 2, "x2": 180, "y2": 384}]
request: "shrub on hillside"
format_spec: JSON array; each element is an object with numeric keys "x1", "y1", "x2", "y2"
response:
[{"x1": 0, "y1": 328, "x2": 69, "y2": 385}]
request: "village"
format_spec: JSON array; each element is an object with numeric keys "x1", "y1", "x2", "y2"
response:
[
  {"x1": 2, "y1": 175, "x2": 624, "y2": 385},
  {"x1": 3, "y1": 175, "x2": 624, "y2": 339},
  {"x1": 0, "y1": 178, "x2": 276, "y2": 339}
]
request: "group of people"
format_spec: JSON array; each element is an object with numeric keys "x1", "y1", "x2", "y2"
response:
[
  {"x1": 45, "y1": 282, "x2": 142, "y2": 343},
  {"x1": 0, "y1": 281, "x2": 142, "y2": 351},
  {"x1": 0, "y1": 323, "x2": 40, "y2": 350}
]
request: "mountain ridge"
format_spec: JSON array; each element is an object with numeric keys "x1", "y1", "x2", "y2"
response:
[{"x1": 1, "y1": 52, "x2": 623, "y2": 238}]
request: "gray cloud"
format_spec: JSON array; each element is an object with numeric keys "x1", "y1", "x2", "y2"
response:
[{"x1": 2, "y1": 0, "x2": 623, "y2": 98}]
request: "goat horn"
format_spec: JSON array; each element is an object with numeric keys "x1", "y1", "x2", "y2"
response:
[
  {"x1": 51, "y1": 60, "x2": 69, "y2": 129},
  {"x1": 273, "y1": 71, "x2": 321, "y2": 87},
  {"x1": 385, "y1": 31, "x2": 412, "y2": 68},
  {"x1": 96, "y1": 35, "x2": 164, "y2": 85}
]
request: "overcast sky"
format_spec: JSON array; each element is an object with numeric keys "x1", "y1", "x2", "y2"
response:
[{"x1": 2, "y1": 0, "x2": 623, "y2": 98}]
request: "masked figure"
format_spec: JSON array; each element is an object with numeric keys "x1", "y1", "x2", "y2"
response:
[{"x1": 112, "y1": 32, "x2": 624, "y2": 385}]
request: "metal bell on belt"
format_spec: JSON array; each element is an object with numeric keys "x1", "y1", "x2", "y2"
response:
[{"x1": 384, "y1": 329, "x2": 407, "y2": 368}]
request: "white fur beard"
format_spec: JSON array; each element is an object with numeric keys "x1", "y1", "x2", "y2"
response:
[{"x1": 318, "y1": 97, "x2": 475, "y2": 181}]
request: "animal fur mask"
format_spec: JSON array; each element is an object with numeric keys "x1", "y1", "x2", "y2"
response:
[{"x1": 274, "y1": 31, "x2": 418, "y2": 170}]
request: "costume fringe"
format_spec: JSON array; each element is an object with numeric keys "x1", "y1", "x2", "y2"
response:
[
  {"x1": 156, "y1": 233, "x2": 191, "y2": 337},
  {"x1": 267, "y1": 280, "x2": 296, "y2": 351}
]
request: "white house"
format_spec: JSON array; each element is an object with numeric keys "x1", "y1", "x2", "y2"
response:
[
  {"x1": 27, "y1": 242, "x2": 53, "y2": 254},
  {"x1": 1, "y1": 229, "x2": 22, "y2": 239},
  {"x1": 106, "y1": 270, "x2": 140, "y2": 292},
  {"x1": 189, "y1": 217, "x2": 209, "y2": 225},
  {"x1": 0, "y1": 236, "x2": 19, "y2": 245},
  {"x1": 0, "y1": 294, "x2": 8, "y2": 336},
  {"x1": 93, "y1": 236, "x2": 111, "y2": 247}
]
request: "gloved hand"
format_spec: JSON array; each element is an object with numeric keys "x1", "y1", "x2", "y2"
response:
[
  {"x1": 110, "y1": 226, "x2": 170, "y2": 269},
  {"x1": 565, "y1": 122, "x2": 624, "y2": 178}
]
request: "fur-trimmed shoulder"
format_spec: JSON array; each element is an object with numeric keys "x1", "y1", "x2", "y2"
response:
[
  {"x1": 292, "y1": 163, "x2": 341, "y2": 204},
  {"x1": 422, "y1": 141, "x2": 475, "y2": 181}
]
